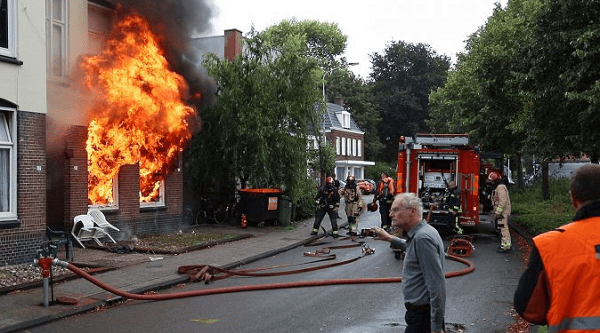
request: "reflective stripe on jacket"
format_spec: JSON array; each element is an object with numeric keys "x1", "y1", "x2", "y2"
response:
[
  {"x1": 492, "y1": 184, "x2": 511, "y2": 215},
  {"x1": 533, "y1": 216, "x2": 600, "y2": 332}
]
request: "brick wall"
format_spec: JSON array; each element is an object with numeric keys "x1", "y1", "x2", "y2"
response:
[
  {"x1": 0, "y1": 111, "x2": 46, "y2": 265},
  {"x1": 327, "y1": 130, "x2": 365, "y2": 161},
  {"x1": 65, "y1": 125, "x2": 185, "y2": 241}
]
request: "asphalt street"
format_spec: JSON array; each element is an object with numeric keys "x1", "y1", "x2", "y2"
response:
[{"x1": 23, "y1": 194, "x2": 524, "y2": 333}]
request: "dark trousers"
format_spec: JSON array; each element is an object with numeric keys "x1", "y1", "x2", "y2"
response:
[
  {"x1": 379, "y1": 199, "x2": 391, "y2": 228},
  {"x1": 404, "y1": 304, "x2": 432, "y2": 333},
  {"x1": 312, "y1": 208, "x2": 338, "y2": 231}
]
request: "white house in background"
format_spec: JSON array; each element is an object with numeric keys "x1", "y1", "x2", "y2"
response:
[{"x1": 322, "y1": 98, "x2": 375, "y2": 182}]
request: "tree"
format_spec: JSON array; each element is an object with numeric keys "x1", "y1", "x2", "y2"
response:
[
  {"x1": 261, "y1": 20, "x2": 349, "y2": 182},
  {"x1": 428, "y1": 1, "x2": 536, "y2": 186},
  {"x1": 370, "y1": 41, "x2": 450, "y2": 163},
  {"x1": 517, "y1": 0, "x2": 600, "y2": 163},
  {"x1": 428, "y1": 0, "x2": 600, "y2": 198},
  {"x1": 261, "y1": 19, "x2": 347, "y2": 71},
  {"x1": 188, "y1": 28, "x2": 322, "y2": 208}
]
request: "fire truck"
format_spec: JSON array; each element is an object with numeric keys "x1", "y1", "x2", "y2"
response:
[{"x1": 395, "y1": 134, "x2": 502, "y2": 235}]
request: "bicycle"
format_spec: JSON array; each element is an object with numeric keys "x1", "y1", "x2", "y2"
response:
[
  {"x1": 224, "y1": 190, "x2": 243, "y2": 226},
  {"x1": 196, "y1": 197, "x2": 228, "y2": 225}
]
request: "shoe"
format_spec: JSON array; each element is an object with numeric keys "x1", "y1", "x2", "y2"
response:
[
  {"x1": 332, "y1": 233, "x2": 339, "y2": 238},
  {"x1": 310, "y1": 231, "x2": 317, "y2": 236},
  {"x1": 496, "y1": 247, "x2": 512, "y2": 253}
]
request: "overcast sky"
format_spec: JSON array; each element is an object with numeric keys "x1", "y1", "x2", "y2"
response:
[{"x1": 203, "y1": 0, "x2": 508, "y2": 79}]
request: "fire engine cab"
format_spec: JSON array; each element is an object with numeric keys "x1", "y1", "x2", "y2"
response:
[{"x1": 396, "y1": 134, "x2": 498, "y2": 235}]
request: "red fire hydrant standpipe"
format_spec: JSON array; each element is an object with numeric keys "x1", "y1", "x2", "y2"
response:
[
  {"x1": 34, "y1": 257, "x2": 54, "y2": 308},
  {"x1": 45, "y1": 254, "x2": 474, "y2": 302}
]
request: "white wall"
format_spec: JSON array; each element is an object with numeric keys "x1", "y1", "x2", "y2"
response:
[
  {"x1": 0, "y1": 0, "x2": 46, "y2": 113},
  {"x1": 46, "y1": 0, "x2": 91, "y2": 126}
]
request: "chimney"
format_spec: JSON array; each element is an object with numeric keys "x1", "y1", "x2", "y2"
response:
[
  {"x1": 224, "y1": 29, "x2": 242, "y2": 62},
  {"x1": 334, "y1": 97, "x2": 345, "y2": 106}
]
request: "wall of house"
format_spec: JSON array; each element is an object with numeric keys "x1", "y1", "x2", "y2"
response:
[
  {"x1": 55, "y1": 125, "x2": 185, "y2": 242},
  {"x1": 327, "y1": 130, "x2": 365, "y2": 161},
  {"x1": 0, "y1": 1, "x2": 48, "y2": 265},
  {"x1": 0, "y1": 112, "x2": 47, "y2": 265},
  {"x1": 0, "y1": 0, "x2": 47, "y2": 113}
]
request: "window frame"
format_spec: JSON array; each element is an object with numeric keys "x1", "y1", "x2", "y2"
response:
[
  {"x1": 88, "y1": 176, "x2": 119, "y2": 210},
  {"x1": 0, "y1": 106, "x2": 17, "y2": 221},
  {"x1": 140, "y1": 180, "x2": 165, "y2": 209},
  {"x1": 46, "y1": 0, "x2": 68, "y2": 79},
  {"x1": 87, "y1": 1, "x2": 113, "y2": 55},
  {"x1": 0, "y1": 0, "x2": 17, "y2": 59}
]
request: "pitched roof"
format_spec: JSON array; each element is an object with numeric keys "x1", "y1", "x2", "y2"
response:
[{"x1": 319, "y1": 102, "x2": 363, "y2": 133}]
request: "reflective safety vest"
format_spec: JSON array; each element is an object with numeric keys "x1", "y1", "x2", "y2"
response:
[{"x1": 533, "y1": 216, "x2": 600, "y2": 333}]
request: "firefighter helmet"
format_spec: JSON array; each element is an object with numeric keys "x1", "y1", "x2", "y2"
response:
[
  {"x1": 326, "y1": 177, "x2": 334, "y2": 185},
  {"x1": 367, "y1": 201, "x2": 378, "y2": 212},
  {"x1": 487, "y1": 171, "x2": 502, "y2": 183},
  {"x1": 346, "y1": 175, "x2": 355, "y2": 183}
]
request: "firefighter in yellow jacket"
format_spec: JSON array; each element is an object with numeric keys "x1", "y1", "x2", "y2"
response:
[
  {"x1": 339, "y1": 175, "x2": 364, "y2": 236},
  {"x1": 488, "y1": 171, "x2": 512, "y2": 253},
  {"x1": 514, "y1": 163, "x2": 600, "y2": 332}
]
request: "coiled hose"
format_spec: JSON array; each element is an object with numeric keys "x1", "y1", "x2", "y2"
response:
[{"x1": 53, "y1": 254, "x2": 474, "y2": 301}]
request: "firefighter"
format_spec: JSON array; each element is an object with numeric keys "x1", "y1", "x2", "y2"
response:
[
  {"x1": 514, "y1": 164, "x2": 600, "y2": 331},
  {"x1": 311, "y1": 177, "x2": 340, "y2": 238},
  {"x1": 375, "y1": 172, "x2": 395, "y2": 231},
  {"x1": 339, "y1": 175, "x2": 364, "y2": 236},
  {"x1": 488, "y1": 172, "x2": 512, "y2": 253},
  {"x1": 444, "y1": 180, "x2": 463, "y2": 235}
]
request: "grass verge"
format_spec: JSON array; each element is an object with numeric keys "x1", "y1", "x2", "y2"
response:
[{"x1": 511, "y1": 178, "x2": 575, "y2": 236}]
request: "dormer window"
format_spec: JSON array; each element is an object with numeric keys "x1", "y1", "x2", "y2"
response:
[{"x1": 341, "y1": 111, "x2": 350, "y2": 129}]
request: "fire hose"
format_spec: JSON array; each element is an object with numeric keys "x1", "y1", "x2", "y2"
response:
[{"x1": 38, "y1": 250, "x2": 474, "y2": 303}]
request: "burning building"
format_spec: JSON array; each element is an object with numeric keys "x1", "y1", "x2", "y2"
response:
[{"x1": 0, "y1": 0, "x2": 240, "y2": 265}]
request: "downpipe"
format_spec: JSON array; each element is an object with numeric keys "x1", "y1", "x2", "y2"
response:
[{"x1": 41, "y1": 254, "x2": 474, "y2": 302}]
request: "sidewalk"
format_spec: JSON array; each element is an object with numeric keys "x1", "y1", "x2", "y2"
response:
[{"x1": 0, "y1": 218, "x2": 339, "y2": 333}]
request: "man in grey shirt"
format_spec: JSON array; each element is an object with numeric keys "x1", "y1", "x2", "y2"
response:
[{"x1": 374, "y1": 193, "x2": 446, "y2": 333}]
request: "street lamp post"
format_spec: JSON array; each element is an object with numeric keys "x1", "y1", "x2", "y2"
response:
[{"x1": 319, "y1": 62, "x2": 358, "y2": 185}]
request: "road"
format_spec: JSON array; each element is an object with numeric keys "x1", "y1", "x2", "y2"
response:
[{"x1": 27, "y1": 195, "x2": 524, "y2": 333}]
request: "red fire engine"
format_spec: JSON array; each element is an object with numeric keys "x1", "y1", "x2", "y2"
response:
[{"x1": 396, "y1": 134, "x2": 502, "y2": 235}]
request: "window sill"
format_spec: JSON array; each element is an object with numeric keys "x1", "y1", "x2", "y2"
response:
[
  {"x1": 0, "y1": 55, "x2": 23, "y2": 65},
  {"x1": 140, "y1": 205, "x2": 167, "y2": 212},
  {"x1": 0, "y1": 219, "x2": 21, "y2": 228}
]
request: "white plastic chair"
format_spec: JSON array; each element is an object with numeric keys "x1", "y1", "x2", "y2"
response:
[
  {"x1": 87, "y1": 208, "x2": 119, "y2": 244},
  {"x1": 71, "y1": 215, "x2": 104, "y2": 248}
]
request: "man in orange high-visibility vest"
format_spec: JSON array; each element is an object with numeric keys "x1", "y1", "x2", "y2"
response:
[{"x1": 514, "y1": 164, "x2": 600, "y2": 332}]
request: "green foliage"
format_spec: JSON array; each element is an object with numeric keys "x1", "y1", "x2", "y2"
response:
[
  {"x1": 428, "y1": 0, "x2": 536, "y2": 156},
  {"x1": 365, "y1": 162, "x2": 396, "y2": 182},
  {"x1": 310, "y1": 143, "x2": 336, "y2": 182},
  {"x1": 261, "y1": 19, "x2": 347, "y2": 70},
  {"x1": 187, "y1": 21, "x2": 349, "y2": 211},
  {"x1": 189, "y1": 28, "x2": 322, "y2": 206},
  {"x1": 429, "y1": 0, "x2": 600, "y2": 165},
  {"x1": 515, "y1": 0, "x2": 600, "y2": 160},
  {"x1": 370, "y1": 41, "x2": 451, "y2": 163},
  {"x1": 511, "y1": 178, "x2": 575, "y2": 235},
  {"x1": 291, "y1": 176, "x2": 318, "y2": 220}
]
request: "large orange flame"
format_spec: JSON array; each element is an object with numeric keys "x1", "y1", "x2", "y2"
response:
[{"x1": 82, "y1": 14, "x2": 198, "y2": 205}]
